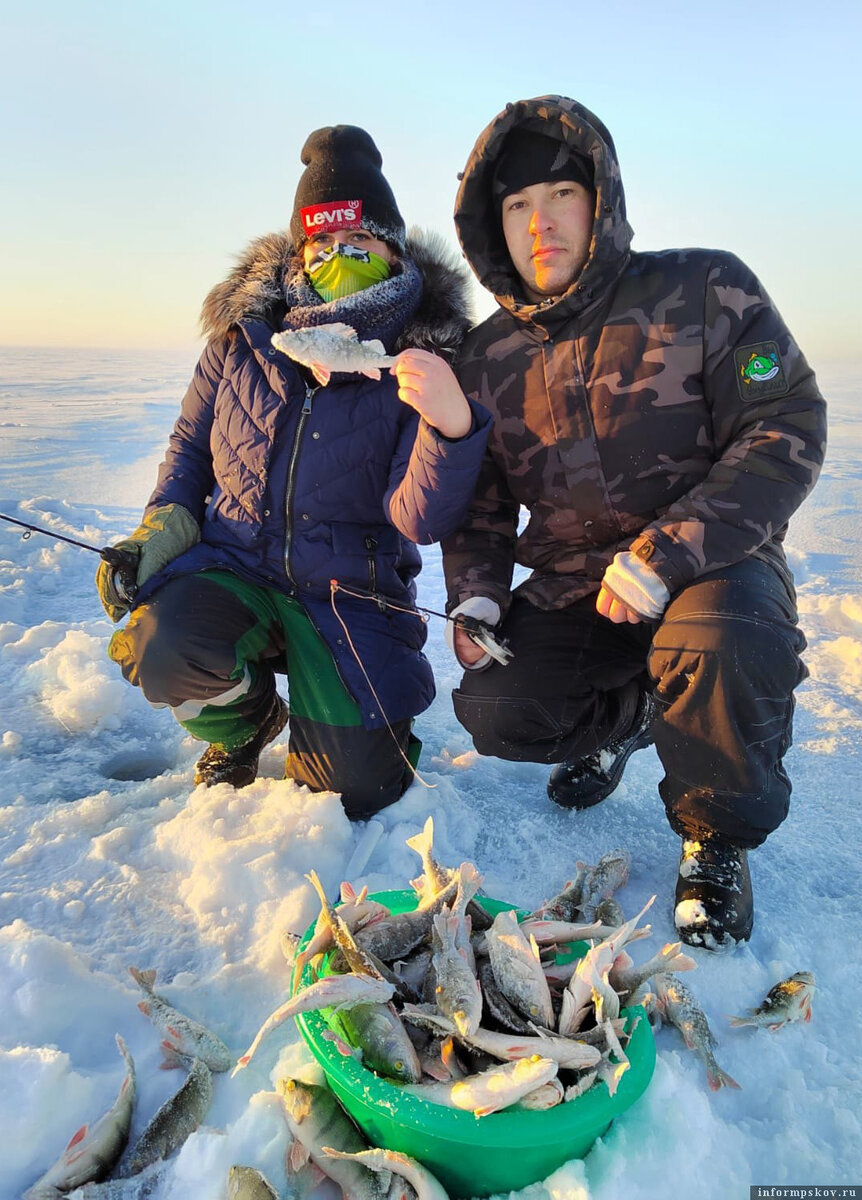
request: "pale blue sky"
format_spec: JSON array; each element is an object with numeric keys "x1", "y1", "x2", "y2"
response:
[{"x1": 1, "y1": 0, "x2": 859, "y2": 368}]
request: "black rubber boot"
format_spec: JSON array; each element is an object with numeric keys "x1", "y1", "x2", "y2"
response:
[
  {"x1": 194, "y1": 695, "x2": 289, "y2": 788},
  {"x1": 547, "y1": 691, "x2": 655, "y2": 810},
  {"x1": 674, "y1": 835, "x2": 753, "y2": 950}
]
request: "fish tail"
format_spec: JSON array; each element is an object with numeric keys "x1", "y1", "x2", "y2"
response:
[
  {"x1": 129, "y1": 966, "x2": 156, "y2": 993},
  {"x1": 708, "y1": 1063, "x2": 742, "y2": 1091},
  {"x1": 406, "y1": 817, "x2": 432, "y2": 862}
]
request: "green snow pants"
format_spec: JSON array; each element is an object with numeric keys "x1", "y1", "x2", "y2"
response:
[{"x1": 108, "y1": 569, "x2": 419, "y2": 818}]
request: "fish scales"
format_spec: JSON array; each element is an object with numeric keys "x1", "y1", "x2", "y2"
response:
[
  {"x1": 278, "y1": 1079, "x2": 389, "y2": 1199},
  {"x1": 124, "y1": 1056, "x2": 213, "y2": 1175}
]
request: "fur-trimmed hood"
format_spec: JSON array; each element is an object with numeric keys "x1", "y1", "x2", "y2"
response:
[{"x1": 200, "y1": 227, "x2": 473, "y2": 362}]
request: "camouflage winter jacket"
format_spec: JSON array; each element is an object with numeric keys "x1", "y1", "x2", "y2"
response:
[{"x1": 443, "y1": 96, "x2": 827, "y2": 613}]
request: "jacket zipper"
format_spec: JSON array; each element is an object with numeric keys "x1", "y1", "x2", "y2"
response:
[{"x1": 284, "y1": 383, "x2": 316, "y2": 587}]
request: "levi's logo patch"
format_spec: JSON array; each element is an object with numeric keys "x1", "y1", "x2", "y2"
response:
[
  {"x1": 300, "y1": 199, "x2": 362, "y2": 234},
  {"x1": 734, "y1": 341, "x2": 789, "y2": 402}
]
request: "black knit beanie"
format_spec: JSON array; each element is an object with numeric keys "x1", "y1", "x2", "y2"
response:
[
  {"x1": 492, "y1": 128, "x2": 594, "y2": 208},
  {"x1": 290, "y1": 125, "x2": 406, "y2": 254}
]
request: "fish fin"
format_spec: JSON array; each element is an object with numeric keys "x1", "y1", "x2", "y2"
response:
[
  {"x1": 361, "y1": 367, "x2": 383, "y2": 381},
  {"x1": 727, "y1": 1016, "x2": 752, "y2": 1028},
  {"x1": 804, "y1": 1006, "x2": 813, "y2": 1023},
  {"x1": 529, "y1": 933, "x2": 542, "y2": 961},
  {"x1": 310, "y1": 363, "x2": 330, "y2": 387},
  {"x1": 321, "y1": 1030, "x2": 362, "y2": 1058},
  {"x1": 160, "y1": 1040, "x2": 185, "y2": 1069},
  {"x1": 340, "y1": 881, "x2": 356, "y2": 903},
  {"x1": 137, "y1": 999, "x2": 151, "y2": 1016},
  {"x1": 64, "y1": 1124, "x2": 88, "y2": 1153},
  {"x1": 323, "y1": 322, "x2": 360, "y2": 340},
  {"x1": 129, "y1": 967, "x2": 156, "y2": 992},
  {"x1": 231, "y1": 1056, "x2": 250, "y2": 1076},
  {"x1": 288, "y1": 1138, "x2": 311, "y2": 1172},
  {"x1": 406, "y1": 817, "x2": 432, "y2": 859},
  {"x1": 708, "y1": 1065, "x2": 742, "y2": 1091},
  {"x1": 473, "y1": 1104, "x2": 496, "y2": 1117}
]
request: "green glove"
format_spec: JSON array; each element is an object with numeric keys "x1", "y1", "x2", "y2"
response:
[{"x1": 95, "y1": 503, "x2": 200, "y2": 622}]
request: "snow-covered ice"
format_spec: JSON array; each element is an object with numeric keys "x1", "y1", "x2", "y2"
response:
[{"x1": 1, "y1": 348, "x2": 859, "y2": 1198}]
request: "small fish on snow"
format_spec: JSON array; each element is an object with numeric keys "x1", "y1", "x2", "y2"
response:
[
  {"x1": 24, "y1": 1035, "x2": 136, "y2": 1200},
  {"x1": 128, "y1": 967, "x2": 232, "y2": 1072},
  {"x1": 271, "y1": 323, "x2": 396, "y2": 386},
  {"x1": 653, "y1": 973, "x2": 741, "y2": 1092},
  {"x1": 729, "y1": 971, "x2": 815, "y2": 1031}
]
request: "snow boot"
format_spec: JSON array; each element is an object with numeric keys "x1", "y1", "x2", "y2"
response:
[
  {"x1": 674, "y1": 835, "x2": 753, "y2": 950},
  {"x1": 194, "y1": 695, "x2": 289, "y2": 789},
  {"x1": 547, "y1": 691, "x2": 656, "y2": 810}
]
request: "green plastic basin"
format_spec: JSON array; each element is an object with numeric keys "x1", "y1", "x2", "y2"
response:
[{"x1": 294, "y1": 890, "x2": 655, "y2": 1199}]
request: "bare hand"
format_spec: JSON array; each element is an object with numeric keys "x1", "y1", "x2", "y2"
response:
[
  {"x1": 453, "y1": 624, "x2": 489, "y2": 665},
  {"x1": 391, "y1": 349, "x2": 472, "y2": 439},
  {"x1": 596, "y1": 584, "x2": 643, "y2": 624}
]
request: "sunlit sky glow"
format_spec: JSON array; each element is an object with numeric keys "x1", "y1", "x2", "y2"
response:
[{"x1": 2, "y1": 0, "x2": 859, "y2": 371}]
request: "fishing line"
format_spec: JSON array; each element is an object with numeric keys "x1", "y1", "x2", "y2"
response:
[{"x1": 329, "y1": 582, "x2": 436, "y2": 790}]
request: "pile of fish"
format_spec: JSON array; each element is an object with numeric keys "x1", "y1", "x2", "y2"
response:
[
  {"x1": 23, "y1": 818, "x2": 817, "y2": 1199},
  {"x1": 236, "y1": 825, "x2": 704, "y2": 1113}
]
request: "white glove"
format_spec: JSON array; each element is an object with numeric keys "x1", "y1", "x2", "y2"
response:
[
  {"x1": 601, "y1": 551, "x2": 670, "y2": 620},
  {"x1": 445, "y1": 596, "x2": 502, "y2": 670}
]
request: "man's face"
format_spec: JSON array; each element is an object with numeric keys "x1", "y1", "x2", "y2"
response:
[
  {"x1": 500, "y1": 180, "x2": 595, "y2": 302},
  {"x1": 302, "y1": 227, "x2": 394, "y2": 271}
]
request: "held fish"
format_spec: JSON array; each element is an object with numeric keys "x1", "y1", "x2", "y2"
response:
[
  {"x1": 271, "y1": 323, "x2": 396, "y2": 387},
  {"x1": 322, "y1": 1146, "x2": 450, "y2": 1200},
  {"x1": 728, "y1": 971, "x2": 815, "y2": 1031},
  {"x1": 128, "y1": 968, "x2": 232, "y2": 1073},
  {"x1": 123, "y1": 1055, "x2": 213, "y2": 1175},
  {"x1": 24, "y1": 1036, "x2": 136, "y2": 1200},
  {"x1": 277, "y1": 1079, "x2": 389, "y2": 1199},
  {"x1": 232, "y1": 972, "x2": 395, "y2": 1075},
  {"x1": 653, "y1": 973, "x2": 741, "y2": 1092}
]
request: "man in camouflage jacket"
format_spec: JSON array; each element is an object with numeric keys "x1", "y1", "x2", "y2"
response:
[{"x1": 442, "y1": 96, "x2": 826, "y2": 949}]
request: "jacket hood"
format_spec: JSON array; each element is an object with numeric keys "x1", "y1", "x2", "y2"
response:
[
  {"x1": 454, "y1": 96, "x2": 634, "y2": 320},
  {"x1": 200, "y1": 227, "x2": 473, "y2": 361}
]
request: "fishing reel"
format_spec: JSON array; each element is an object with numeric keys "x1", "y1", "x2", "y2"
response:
[
  {"x1": 454, "y1": 615, "x2": 514, "y2": 666},
  {"x1": 100, "y1": 547, "x2": 140, "y2": 605}
]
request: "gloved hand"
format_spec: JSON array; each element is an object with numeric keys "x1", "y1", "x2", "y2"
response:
[
  {"x1": 95, "y1": 503, "x2": 200, "y2": 621},
  {"x1": 597, "y1": 550, "x2": 671, "y2": 624},
  {"x1": 445, "y1": 596, "x2": 502, "y2": 669}
]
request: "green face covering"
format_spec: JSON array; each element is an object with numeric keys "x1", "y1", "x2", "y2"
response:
[{"x1": 306, "y1": 242, "x2": 391, "y2": 301}]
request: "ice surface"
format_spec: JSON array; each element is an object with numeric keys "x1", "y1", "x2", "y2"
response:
[{"x1": 1, "y1": 349, "x2": 860, "y2": 1199}]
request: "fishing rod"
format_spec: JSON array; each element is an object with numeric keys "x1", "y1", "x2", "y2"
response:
[
  {"x1": 330, "y1": 579, "x2": 513, "y2": 665},
  {"x1": 0, "y1": 512, "x2": 139, "y2": 603}
]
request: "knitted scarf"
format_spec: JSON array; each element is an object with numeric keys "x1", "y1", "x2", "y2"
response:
[{"x1": 282, "y1": 256, "x2": 424, "y2": 368}]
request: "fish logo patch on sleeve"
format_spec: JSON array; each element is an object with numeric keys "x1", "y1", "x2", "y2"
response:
[{"x1": 734, "y1": 341, "x2": 789, "y2": 401}]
